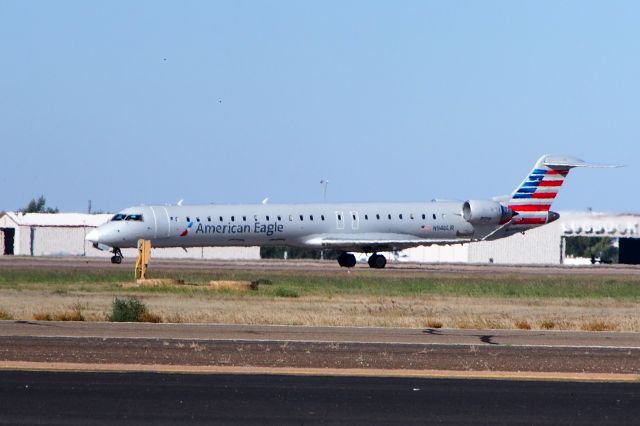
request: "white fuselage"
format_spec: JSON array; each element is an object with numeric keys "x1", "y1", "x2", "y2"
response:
[{"x1": 86, "y1": 201, "x2": 525, "y2": 253}]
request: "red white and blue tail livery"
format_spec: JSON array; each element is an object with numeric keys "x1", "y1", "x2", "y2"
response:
[{"x1": 504, "y1": 154, "x2": 618, "y2": 232}]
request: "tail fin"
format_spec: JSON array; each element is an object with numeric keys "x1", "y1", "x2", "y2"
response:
[{"x1": 508, "y1": 155, "x2": 619, "y2": 227}]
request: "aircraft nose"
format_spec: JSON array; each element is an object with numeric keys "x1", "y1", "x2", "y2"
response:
[{"x1": 85, "y1": 228, "x2": 101, "y2": 243}]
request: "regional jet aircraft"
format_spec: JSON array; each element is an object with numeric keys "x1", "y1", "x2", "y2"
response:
[{"x1": 86, "y1": 155, "x2": 614, "y2": 268}]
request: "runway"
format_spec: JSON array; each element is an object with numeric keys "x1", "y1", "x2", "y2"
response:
[
  {"x1": 0, "y1": 370, "x2": 638, "y2": 425},
  {"x1": 2, "y1": 255, "x2": 640, "y2": 276}
]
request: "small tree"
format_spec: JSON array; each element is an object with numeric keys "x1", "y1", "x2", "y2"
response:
[{"x1": 20, "y1": 196, "x2": 59, "y2": 213}]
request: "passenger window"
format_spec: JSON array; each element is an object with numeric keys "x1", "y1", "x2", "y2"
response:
[
  {"x1": 399, "y1": 214, "x2": 403, "y2": 220},
  {"x1": 243, "y1": 216, "x2": 247, "y2": 221},
  {"x1": 364, "y1": 214, "x2": 368, "y2": 220},
  {"x1": 321, "y1": 215, "x2": 325, "y2": 221},
  {"x1": 388, "y1": 214, "x2": 391, "y2": 220},
  {"x1": 410, "y1": 214, "x2": 414, "y2": 220},
  {"x1": 422, "y1": 214, "x2": 426, "y2": 220},
  {"x1": 299, "y1": 215, "x2": 304, "y2": 221},
  {"x1": 186, "y1": 216, "x2": 190, "y2": 222},
  {"x1": 376, "y1": 214, "x2": 380, "y2": 220},
  {"x1": 337, "y1": 214, "x2": 342, "y2": 221},
  {"x1": 231, "y1": 216, "x2": 235, "y2": 222},
  {"x1": 277, "y1": 216, "x2": 282, "y2": 221},
  {"x1": 433, "y1": 214, "x2": 436, "y2": 220},
  {"x1": 352, "y1": 214, "x2": 356, "y2": 220},
  {"x1": 219, "y1": 216, "x2": 223, "y2": 222},
  {"x1": 207, "y1": 216, "x2": 211, "y2": 222},
  {"x1": 310, "y1": 215, "x2": 314, "y2": 221},
  {"x1": 254, "y1": 215, "x2": 258, "y2": 221},
  {"x1": 266, "y1": 215, "x2": 270, "y2": 221},
  {"x1": 196, "y1": 217, "x2": 200, "y2": 222}
]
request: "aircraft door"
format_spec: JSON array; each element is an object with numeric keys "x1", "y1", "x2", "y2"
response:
[
  {"x1": 350, "y1": 211, "x2": 359, "y2": 230},
  {"x1": 150, "y1": 206, "x2": 171, "y2": 239},
  {"x1": 335, "y1": 211, "x2": 344, "y2": 230}
]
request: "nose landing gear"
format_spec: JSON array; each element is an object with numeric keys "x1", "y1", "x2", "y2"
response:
[
  {"x1": 111, "y1": 248, "x2": 123, "y2": 264},
  {"x1": 368, "y1": 254, "x2": 387, "y2": 269}
]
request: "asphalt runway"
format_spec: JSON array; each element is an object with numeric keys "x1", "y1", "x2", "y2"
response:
[
  {"x1": 2, "y1": 255, "x2": 640, "y2": 276},
  {"x1": 0, "y1": 370, "x2": 638, "y2": 425}
]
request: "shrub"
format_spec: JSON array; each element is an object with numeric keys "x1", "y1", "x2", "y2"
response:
[
  {"x1": 108, "y1": 297, "x2": 160, "y2": 322},
  {"x1": 514, "y1": 319, "x2": 531, "y2": 330}
]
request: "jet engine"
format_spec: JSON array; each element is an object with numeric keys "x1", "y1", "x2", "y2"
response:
[{"x1": 462, "y1": 200, "x2": 515, "y2": 225}]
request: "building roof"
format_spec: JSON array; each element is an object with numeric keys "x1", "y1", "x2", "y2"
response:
[{"x1": 4, "y1": 212, "x2": 111, "y2": 227}]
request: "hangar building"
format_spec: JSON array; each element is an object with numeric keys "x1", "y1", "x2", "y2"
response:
[
  {"x1": 0, "y1": 212, "x2": 260, "y2": 260},
  {"x1": 403, "y1": 212, "x2": 640, "y2": 265}
]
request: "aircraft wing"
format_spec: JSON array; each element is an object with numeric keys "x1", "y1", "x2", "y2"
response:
[{"x1": 305, "y1": 234, "x2": 471, "y2": 251}]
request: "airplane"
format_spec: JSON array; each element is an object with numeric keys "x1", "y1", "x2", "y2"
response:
[{"x1": 85, "y1": 154, "x2": 616, "y2": 268}]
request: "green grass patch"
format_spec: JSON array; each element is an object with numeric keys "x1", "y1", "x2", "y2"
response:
[
  {"x1": 273, "y1": 287, "x2": 300, "y2": 298},
  {"x1": 0, "y1": 268, "x2": 639, "y2": 300}
]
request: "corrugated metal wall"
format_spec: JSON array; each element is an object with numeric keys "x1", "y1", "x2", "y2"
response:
[{"x1": 468, "y1": 222, "x2": 563, "y2": 264}]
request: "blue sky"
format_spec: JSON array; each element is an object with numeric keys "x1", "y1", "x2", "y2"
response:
[{"x1": 1, "y1": 1, "x2": 637, "y2": 213}]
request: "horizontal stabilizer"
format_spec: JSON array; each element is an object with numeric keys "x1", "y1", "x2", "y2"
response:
[{"x1": 542, "y1": 155, "x2": 623, "y2": 169}]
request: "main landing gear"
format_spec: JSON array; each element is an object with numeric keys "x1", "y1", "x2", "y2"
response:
[
  {"x1": 111, "y1": 247, "x2": 123, "y2": 264},
  {"x1": 337, "y1": 252, "x2": 357, "y2": 268},
  {"x1": 336, "y1": 252, "x2": 387, "y2": 269},
  {"x1": 368, "y1": 254, "x2": 387, "y2": 269}
]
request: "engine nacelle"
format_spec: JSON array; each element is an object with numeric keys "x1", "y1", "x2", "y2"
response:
[{"x1": 462, "y1": 200, "x2": 514, "y2": 225}]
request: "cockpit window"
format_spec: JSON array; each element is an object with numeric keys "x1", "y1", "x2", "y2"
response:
[
  {"x1": 111, "y1": 214, "x2": 126, "y2": 221},
  {"x1": 125, "y1": 214, "x2": 144, "y2": 222}
]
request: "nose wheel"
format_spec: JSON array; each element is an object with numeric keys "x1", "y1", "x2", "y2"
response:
[
  {"x1": 368, "y1": 254, "x2": 386, "y2": 269},
  {"x1": 111, "y1": 248, "x2": 123, "y2": 264},
  {"x1": 337, "y1": 252, "x2": 357, "y2": 268}
]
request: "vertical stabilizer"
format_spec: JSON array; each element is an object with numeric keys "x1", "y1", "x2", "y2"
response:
[{"x1": 508, "y1": 155, "x2": 617, "y2": 227}]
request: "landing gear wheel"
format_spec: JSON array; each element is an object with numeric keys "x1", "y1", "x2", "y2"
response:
[
  {"x1": 337, "y1": 252, "x2": 357, "y2": 268},
  {"x1": 111, "y1": 248, "x2": 123, "y2": 264},
  {"x1": 368, "y1": 254, "x2": 387, "y2": 269}
]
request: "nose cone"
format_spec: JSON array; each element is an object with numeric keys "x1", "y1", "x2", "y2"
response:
[{"x1": 85, "y1": 228, "x2": 101, "y2": 243}]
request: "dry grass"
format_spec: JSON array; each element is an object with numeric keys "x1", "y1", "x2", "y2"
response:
[
  {"x1": 32, "y1": 312, "x2": 53, "y2": 321},
  {"x1": 32, "y1": 303, "x2": 84, "y2": 322},
  {"x1": 539, "y1": 320, "x2": 556, "y2": 330},
  {"x1": 514, "y1": 319, "x2": 532, "y2": 330},
  {"x1": 425, "y1": 319, "x2": 443, "y2": 328},
  {"x1": 4, "y1": 291, "x2": 639, "y2": 331},
  {"x1": 0, "y1": 308, "x2": 13, "y2": 320},
  {"x1": 138, "y1": 311, "x2": 162, "y2": 323},
  {"x1": 582, "y1": 320, "x2": 617, "y2": 332}
]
